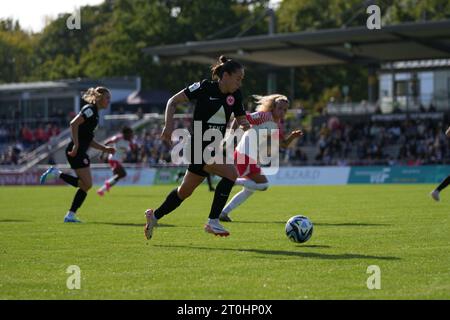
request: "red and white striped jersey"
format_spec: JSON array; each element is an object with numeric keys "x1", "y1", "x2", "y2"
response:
[
  {"x1": 107, "y1": 134, "x2": 134, "y2": 162},
  {"x1": 235, "y1": 111, "x2": 284, "y2": 158}
]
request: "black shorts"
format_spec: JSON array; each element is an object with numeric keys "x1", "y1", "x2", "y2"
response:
[
  {"x1": 187, "y1": 163, "x2": 209, "y2": 177},
  {"x1": 66, "y1": 144, "x2": 90, "y2": 169}
]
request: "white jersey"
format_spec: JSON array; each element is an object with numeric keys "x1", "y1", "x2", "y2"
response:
[
  {"x1": 235, "y1": 111, "x2": 282, "y2": 159},
  {"x1": 108, "y1": 134, "x2": 132, "y2": 162}
]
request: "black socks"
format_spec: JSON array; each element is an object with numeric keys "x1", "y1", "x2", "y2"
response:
[
  {"x1": 154, "y1": 188, "x2": 184, "y2": 219},
  {"x1": 60, "y1": 173, "x2": 79, "y2": 188},
  {"x1": 70, "y1": 189, "x2": 87, "y2": 213},
  {"x1": 209, "y1": 177, "x2": 235, "y2": 219},
  {"x1": 436, "y1": 175, "x2": 450, "y2": 192}
]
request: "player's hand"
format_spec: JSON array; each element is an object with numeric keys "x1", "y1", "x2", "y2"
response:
[
  {"x1": 239, "y1": 121, "x2": 251, "y2": 131},
  {"x1": 161, "y1": 126, "x2": 173, "y2": 146},
  {"x1": 104, "y1": 146, "x2": 115, "y2": 154},
  {"x1": 291, "y1": 130, "x2": 304, "y2": 138},
  {"x1": 67, "y1": 145, "x2": 78, "y2": 157}
]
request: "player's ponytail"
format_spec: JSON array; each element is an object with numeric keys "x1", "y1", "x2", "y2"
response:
[
  {"x1": 211, "y1": 55, "x2": 243, "y2": 80},
  {"x1": 253, "y1": 94, "x2": 289, "y2": 112},
  {"x1": 82, "y1": 86, "x2": 111, "y2": 105}
]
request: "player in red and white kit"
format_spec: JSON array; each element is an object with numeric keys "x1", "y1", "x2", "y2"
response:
[
  {"x1": 219, "y1": 94, "x2": 303, "y2": 222},
  {"x1": 97, "y1": 126, "x2": 135, "y2": 196}
]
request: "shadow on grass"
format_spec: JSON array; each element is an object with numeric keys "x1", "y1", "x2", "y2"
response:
[
  {"x1": 229, "y1": 221, "x2": 390, "y2": 227},
  {"x1": 0, "y1": 219, "x2": 31, "y2": 223},
  {"x1": 314, "y1": 222, "x2": 391, "y2": 227},
  {"x1": 297, "y1": 245, "x2": 332, "y2": 249},
  {"x1": 154, "y1": 244, "x2": 400, "y2": 261},
  {"x1": 91, "y1": 222, "x2": 175, "y2": 228}
]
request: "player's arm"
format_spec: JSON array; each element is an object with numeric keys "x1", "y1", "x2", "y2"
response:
[
  {"x1": 67, "y1": 114, "x2": 85, "y2": 157},
  {"x1": 235, "y1": 115, "x2": 250, "y2": 131},
  {"x1": 90, "y1": 139, "x2": 115, "y2": 154},
  {"x1": 161, "y1": 90, "x2": 189, "y2": 145},
  {"x1": 446, "y1": 126, "x2": 450, "y2": 137},
  {"x1": 280, "y1": 130, "x2": 303, "y2": 149}
]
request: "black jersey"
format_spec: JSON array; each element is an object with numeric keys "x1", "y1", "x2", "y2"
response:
[
  {"x1": 183, "y1": 80, "x2": 246, "y2": 137},
  {"x1": 76, "y1": 104, "x2": 99, "y2": 149}
]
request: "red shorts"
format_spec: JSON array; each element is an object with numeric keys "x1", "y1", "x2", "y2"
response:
[
  {"x1": 234, "y1": 151, "x2": 261, "y2": 177},
  {"x1": 108, "y1": 159, "x2": 123, "y2": 171}
]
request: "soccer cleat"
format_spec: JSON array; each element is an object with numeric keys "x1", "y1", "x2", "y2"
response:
[
  {"x1": 40, "y1": 166, "x2": 57, "y2": 185},
  {"x1": 64, "y1": 216, "x2": 82, "y2": 223},
  {"x1": 430, "y1": 190, "x2": 440, "y2": 202},
  {"x1": 144, "y1": 209, "x2": 158, "y2": 240},
  {"x1": 105, "y1": 180, "x2": 111, "y2": 192},
  {"x1": 204, "y1": 221, "x2": 230, "y2": 237},
  {"x1": 97, "y1": 189, "x2": 105, "y2": 196},
  {"x1": 219, "y1": 214, "x2": 232, "y2": 222}
]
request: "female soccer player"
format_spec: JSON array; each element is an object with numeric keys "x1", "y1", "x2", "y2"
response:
[
  {"x1": 430, "y1": 125, "x2": 450, "y2": 201},
  {"x1": 219, "y1": 94, "x2": 303, "y2": 222},
  {"x1": 97, "y1": 126, "x2": 135, "y2": 196},
  {"x1": 40, "y1": 87, "x2": 115, "y2": 222},
  {"x1": 144, "y1": 55, "x2": 250, "y2": 239}
]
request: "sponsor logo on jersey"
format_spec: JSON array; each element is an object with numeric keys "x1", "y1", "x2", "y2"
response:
[{"x1": 207, "y1": 106, "x2": 226, "y2": 124}]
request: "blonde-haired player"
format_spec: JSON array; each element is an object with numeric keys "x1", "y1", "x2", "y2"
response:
[{"x1": 219, "y1": 94, "x2": 303, "y2": 222}]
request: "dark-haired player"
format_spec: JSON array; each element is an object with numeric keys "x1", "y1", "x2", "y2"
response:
[
  {"x1": 97, "y1": 126, "x2": 136, "y2": 196},
  {"x1": 144, "y1": 55, "x2": 250, "y2": 239},
  {"x1": 430, "y1": 125, "x2": 450, "y2": 201}
]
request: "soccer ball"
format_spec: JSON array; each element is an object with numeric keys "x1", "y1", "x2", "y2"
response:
[{"x1": 285, "y1": 215, "x2": 313, "y2": 243}]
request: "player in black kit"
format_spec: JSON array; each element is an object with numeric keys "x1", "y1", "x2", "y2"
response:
[
  {"x1": 144, "y1": 56, "x2": 250, "y2": 239},
  {"x1": 40, "y1": 87, "x2": 115, "y2": 222},
  {"x1": 430, "y1": 125, "x2": 450, "y2": 201}
]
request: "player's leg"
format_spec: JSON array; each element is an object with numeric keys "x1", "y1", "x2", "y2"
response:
[
  {"x1": 202, "y1": 163, "x2": 238, "y2": 236},
  {"x1": 431, "y1": 175, "x2": 450, "y2": 201},
  {"x1": 97, "y1": 162, "x2": 126, "y2": 196},
  {"x1": 206, "y1": 173, "x2": 215, "y2": 191},
  {"x1": 220, "y1": 173, "x2": 269, "y2": 221},
  {"x1": 64, "y1": 167, "x2": 92, "y2": 223},
  {"x1": 234, "y1": 172, "x2": 269, "y2": 191},
  {"x1": 144, "y1": 169, "x2": 205, "y2": 240},
  {"x1": 40, "y1": 166, "x2": 79, "y2": 187}
]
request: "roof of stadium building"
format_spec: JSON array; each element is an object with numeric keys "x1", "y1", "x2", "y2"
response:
[
  {"x1": 0, "y1": 77, "x2": 139, "y2": 93},
  {"x1": 143, "y1": 20, "x2": 450, "y2": 68}
]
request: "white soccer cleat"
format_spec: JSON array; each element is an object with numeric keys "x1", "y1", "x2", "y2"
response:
[
  {"x1": 144, "y1": 209, "x2": 158, "y2": 240},
  {"x1": 204, "y1": 220, "x2": 230, "y2": 237},
  {"x1": 430, "y1": 190, "x2": 440, "y2": 202}
]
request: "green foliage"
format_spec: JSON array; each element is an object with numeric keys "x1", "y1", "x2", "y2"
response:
[{"x1": 0, "y1": 0, "x2": 448, "y2": 102}]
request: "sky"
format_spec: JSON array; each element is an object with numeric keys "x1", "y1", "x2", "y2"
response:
[
  {"x1": 1, "y1": 0, "x2": 105, "y2": 33},
  {"x1": 1, "y1": 0, "x2": 283, "y2": 33}
]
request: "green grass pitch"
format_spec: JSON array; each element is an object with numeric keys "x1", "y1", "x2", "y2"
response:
[{"x1": 0, "y1": 184, "x2": 449, "y2": 299}]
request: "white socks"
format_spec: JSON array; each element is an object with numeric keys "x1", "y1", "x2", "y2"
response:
[
  {"x1": 234, "y1": 178, "x2": 269, "y2": 191},
  {"x1": 222, "y1": 188, "x2": 255, "y2": 216}
]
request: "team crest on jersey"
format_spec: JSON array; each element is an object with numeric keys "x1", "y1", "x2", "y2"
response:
[
  {"x1": 83, "y1": 158, "x2": 89, "y2": 165},
  {"x1": 188, "y1": 82, "x2": 201, "y2": 92},
  {"x1": 226, "y1": 95, "x2": 235, "y2": 106}
]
